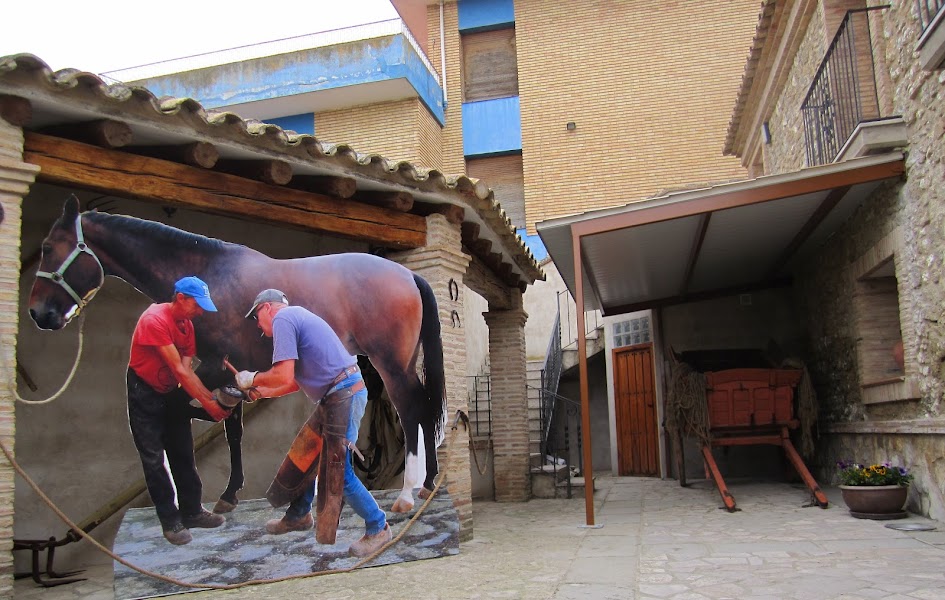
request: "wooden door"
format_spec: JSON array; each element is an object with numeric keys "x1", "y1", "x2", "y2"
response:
[{"x1": 614, "y1": 344, "x2": 659, "y2": 476}]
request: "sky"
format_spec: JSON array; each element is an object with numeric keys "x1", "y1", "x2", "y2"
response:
[{"x1": 0, "y1": 0, "x2": 400, "y2": 75}]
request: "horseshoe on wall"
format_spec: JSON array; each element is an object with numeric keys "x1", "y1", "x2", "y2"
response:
[{"x1": 448, "y1": 278, "x2": 459, "y2": 301}]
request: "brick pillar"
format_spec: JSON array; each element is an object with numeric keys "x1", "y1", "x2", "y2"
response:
[
  {"x1": 484, "y1": 292, "x2": 530, "y2": 502},
  {"x1": 389, "y1": 213, "x2": 473, "y2": 540},
  {"x1": 0, "y1": 117, "x2": 40, "y2": 594}
]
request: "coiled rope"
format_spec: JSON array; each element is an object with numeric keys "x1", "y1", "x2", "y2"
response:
[
  {"x1": 0, "y1": 417, "x2": 463, "y2": 590},
  {"x1": 8, "y1": 314, "x2": 87, "y2": 405}
]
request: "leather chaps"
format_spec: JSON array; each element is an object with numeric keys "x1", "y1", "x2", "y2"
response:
[{"x1": 266, "y1": 379, "x2": 365, "y2": 544}]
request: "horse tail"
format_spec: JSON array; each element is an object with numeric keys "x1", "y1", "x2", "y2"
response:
[{"x1": 414, "y1": 273, "x2": 447, "y2": 446}]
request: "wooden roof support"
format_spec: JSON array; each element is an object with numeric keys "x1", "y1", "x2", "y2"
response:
[
  {"x1": 352, "y1": 190, "x2": 414, "y2": 212},
  {"x1": 0, "y1": 94, "x2": 31, "y2": 127},
  {"x1": 413, "y1": 201, "x2": 465, "y2": 225},
  {"x1": 23, "y1": 132, "x2": 425, "y2": 249},
  {"x1": 290, "y1": 175, "x2": 358, "y2": 199},
  {"x1": 216, "y1": 158, "x2": 293, "y2": 186},
  {"x1": 131, "y1": 142, "x2": 219, "y2": 169},
  {"x1": 40, "y1": 118, "x2": 133, "y2": 149},
  {"x1": 465, "y1": 254, "x2": 512, "y2": 309}
]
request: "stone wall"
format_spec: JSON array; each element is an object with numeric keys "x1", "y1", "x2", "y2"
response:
[{"x1": 783, "y1": 0, "x2": 945, "y2": 519}]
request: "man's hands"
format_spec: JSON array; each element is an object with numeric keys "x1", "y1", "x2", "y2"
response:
[
  {"x1": 202, "y1": 395, "x2": 231, "y2": 422},
  {"x1": 235, "y1": 370, "x2": 257, "y2": 390}
]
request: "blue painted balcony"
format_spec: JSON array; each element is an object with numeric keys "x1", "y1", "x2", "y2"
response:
[{"x1": 104, "y1": 19, "x2": 445, "y2": 130}]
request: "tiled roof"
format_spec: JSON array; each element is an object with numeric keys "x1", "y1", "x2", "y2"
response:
[
  {"x1": 0, "y1": 53, "x2": 543, "y2": 287},
  {"x1": 723, "y1": 0, "x2": 779, "y2": 157}
]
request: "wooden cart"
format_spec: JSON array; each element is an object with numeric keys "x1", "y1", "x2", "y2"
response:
[{"x1": 681, "y1": 368, "x2": 828, "y2": 512}]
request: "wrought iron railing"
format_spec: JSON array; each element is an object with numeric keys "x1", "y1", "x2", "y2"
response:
[
  {"x1": 540, "y1": 311, "x2": 562, "y2": 453},
  {"x1": 530, "y1": 384, "x2": 583, "y2": 498},
  {"x1": 557, "y1": 289, "x2": 602, "y2": 350},
  {"x1": 467, "y1": 374, "x2": 492, "y2": 437},
  {"x1": 917, "y1": 0, "x2": 945, "y2": 36},
  {"x1": 801, "y1": 7, "x2": 887, "y2": 166}
]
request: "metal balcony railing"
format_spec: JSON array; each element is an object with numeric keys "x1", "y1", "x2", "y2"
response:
[
  {"x1": 801, "y1": 7, "x2": 888, "y2": 166},
  {"x1": 917, "y1": 0, "x2": 945, "y2": 36}
]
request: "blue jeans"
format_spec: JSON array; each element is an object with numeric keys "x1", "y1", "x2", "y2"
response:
[{"x1": 286, "y1": 372, "x2": 387, "y2": 535}]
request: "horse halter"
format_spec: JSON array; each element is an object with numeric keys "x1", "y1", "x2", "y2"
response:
[{"x1": 35, "y1": 215, "x2": 105, "y2": 317}]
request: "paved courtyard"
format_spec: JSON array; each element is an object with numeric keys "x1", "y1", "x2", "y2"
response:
[{"x1": 14, "y1": 476, "x2": 945, "y2": 599}]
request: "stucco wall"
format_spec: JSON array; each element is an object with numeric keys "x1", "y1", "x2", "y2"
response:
[
  {"x1": 14, "y1": 186, "x2": 366, "y2": 571},
  {"x1": 523, "y1": 259, "x2": 566, "y2": 362}
]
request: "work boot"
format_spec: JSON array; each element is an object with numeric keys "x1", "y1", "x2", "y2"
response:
[
  {"x1": 162, "y1": 522, "x2": 193, "y2": 546},
  {"x1": 265, "y1": 512, "x2": 314, "y2": 535},
  {"x1": 348, "y1": 523, "x2": 392, "y2": 558},
  {"x1": 182, "y1": 509, "x2": 225, "y2": 529}
]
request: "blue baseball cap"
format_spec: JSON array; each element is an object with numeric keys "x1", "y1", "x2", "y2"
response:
[{"x1": 174, "y1": 276, "x2": 217, "y2": 312}]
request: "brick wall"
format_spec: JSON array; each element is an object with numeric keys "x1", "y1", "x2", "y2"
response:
[
  {"x1": 432, "y1": 1, "x2": 466, "y2": 176},
  {"x1": 0, "y1": 119, "x2": 39, "y2": 594},
  {"x1": 315, "y1": 98, "x2": 427, "y2": 166},
  {"x1": 513, "y1": 0, "x2": 757, "y2": 232},
  {"x1": 389, "y1": 214, "x2": 474, "y2": 539},
  {"x1": 483, "y1": 294, "x2": 529, "y2": 501}
]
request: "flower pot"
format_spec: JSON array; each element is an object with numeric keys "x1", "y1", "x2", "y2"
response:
[{"x1": 839, "y1": 485, "x2": 908, "y2": 520}]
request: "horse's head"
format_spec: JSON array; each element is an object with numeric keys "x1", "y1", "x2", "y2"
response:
[{"x1": 28, "y1": 195, "x2": 105, "y2": 330}]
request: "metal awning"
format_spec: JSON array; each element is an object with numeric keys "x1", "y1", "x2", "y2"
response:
[
  {"x1": 535, "y1": 151, "x2": 905, "y2": 527},
  {"x1": 537, "y1": 152, "x2": 905, "y2": 316}
]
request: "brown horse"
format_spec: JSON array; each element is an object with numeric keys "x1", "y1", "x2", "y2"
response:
[{"x1": 27, "y1": 195, "x2": 446, "y2": 513}]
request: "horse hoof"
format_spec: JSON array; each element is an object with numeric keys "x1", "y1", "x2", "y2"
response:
[
  {"x1": 390, "y1": 497, "x2": 414, "y2": 513},
  {"x1": 213, "y1": 498, "x2": 238, "y2": 514},
  {"x1": 418, "y1": 487, "x2": 434, "y2": 500}
]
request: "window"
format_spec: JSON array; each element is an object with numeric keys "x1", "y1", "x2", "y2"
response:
[
  {"x1": 851, "y1": 228, "x2": 920, "y2": 403},
  {"x1": 917, "y1": 0, "x2": 945, "y2": 69},
  {"x1": 612, "y1": 315, "x2": 651, "y2": 349}
]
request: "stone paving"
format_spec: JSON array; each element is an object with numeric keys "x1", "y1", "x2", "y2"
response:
[{"x1": 14, "y1": 476, "x2": 945, "y2": 599}]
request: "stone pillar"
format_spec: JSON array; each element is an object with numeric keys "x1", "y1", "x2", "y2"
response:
[
  {"x1": 484, "y1": 292, "x2": 530, "y2": 501},
  {"x1": 0, "y1": 116, "x2": 40, "y2": 593},
  {"x1": 389, "y1": 213, "x2": 473, "y2": 540}
]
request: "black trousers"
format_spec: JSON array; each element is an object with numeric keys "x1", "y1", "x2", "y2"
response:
[{"x1": 126, "y1": 368, "x2": 204, "y2": 527}]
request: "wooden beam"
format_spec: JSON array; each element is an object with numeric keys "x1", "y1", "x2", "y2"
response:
[
  {"x1": 290, "y1": 175, "x2": 358, "y2": 199},
  {"x1": 352, "y1": 190, "x2": 414, "y2": 212},
  {"x1": 413, "y1": 201, "x2": 465, "y2": 225},
  {"x1": 680, "y1": 213, "x2": 711, "y2": 296},
  {"x1": 216, "y1": 158, "x2": 293, "y2": 186},
  {"x1": 132, "y1": 142, "x2": 219, "y2": 169},
  {"x1": 765, "y1": 185, "x2": 850, "y2": 279},
  {"x1": 40, "y1": 119, "x2": 133, "y2": 149},
  {"x1": 464, "y1": 254, "x2": 512, "y2": 309},
  {"x1": 0, "y1": 95, "x2": 31, "y2": 127},
  {"x1": 23, "y1": 132, "x2": 425, "y2": 249}
]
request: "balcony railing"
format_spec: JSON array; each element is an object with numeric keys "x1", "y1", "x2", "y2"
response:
[
  {"x1": 917, "y1": 0, "x2": 945, "y2": 35},
  {"x1": 801, "y1": 7, "x2": 887, "y2": 166}
]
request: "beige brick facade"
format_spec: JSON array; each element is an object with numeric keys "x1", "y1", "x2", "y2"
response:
[
  {"x1": 315, "y1": 98, "x2": 443, "y2": 170},
  {"x1": 0, "y1": 118, "x2": 39, "y2": 593},
  {"x1": 513, "y1": 0, "x2": 757, "y2": 233}
]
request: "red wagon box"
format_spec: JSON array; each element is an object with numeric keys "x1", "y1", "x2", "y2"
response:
[{"x1": 704, "y1": 368, "x2": 803, "y2": 429}]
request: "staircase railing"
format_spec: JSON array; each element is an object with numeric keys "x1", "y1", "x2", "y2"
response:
[
  {"x1": 540, "y1": 310, "x2": 563, "y2": 454},
  {"x1": 467, "y1": 374, "x2": 492, "y2": 437},
  {"x1": 530, "y1": 384, "x2": 583, "y2": 498},
  {"x1": 557, "y1": 289, "x2": 602, "y2": 350}
]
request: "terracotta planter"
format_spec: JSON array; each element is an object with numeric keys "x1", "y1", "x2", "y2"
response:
[{"x1": 839, "y1": 485, "x2": 909, "y2": 520}]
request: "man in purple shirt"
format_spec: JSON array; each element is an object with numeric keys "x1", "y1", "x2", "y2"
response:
[{"x1": 236, "y1": 289, "x2": 391, "y2": 557}]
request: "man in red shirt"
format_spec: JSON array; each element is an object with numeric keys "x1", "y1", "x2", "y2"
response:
[{"x1": 127, "y1": 276, "x2": 229, "y2": 545}]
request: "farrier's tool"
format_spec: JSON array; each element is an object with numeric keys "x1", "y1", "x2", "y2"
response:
[{"x1": 214, "y1": 355, "x2": 256, "y2": 407}]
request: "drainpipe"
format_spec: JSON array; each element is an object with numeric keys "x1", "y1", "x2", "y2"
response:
[{"x1": 440, "y1": 0, "x2": 448, "y2": 108}]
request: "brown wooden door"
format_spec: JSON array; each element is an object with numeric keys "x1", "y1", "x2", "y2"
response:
[{"x1": 614, "y1": 344, "x2": 659, "y2": 476}]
